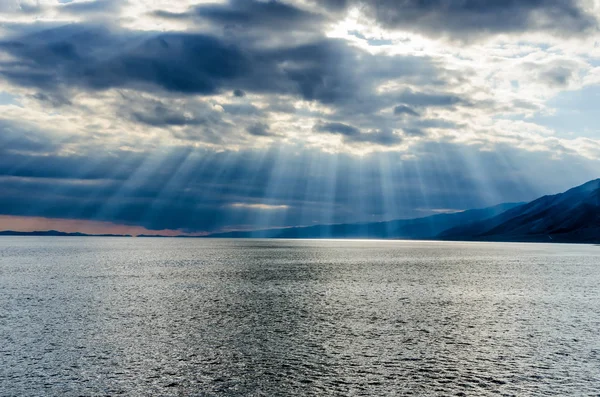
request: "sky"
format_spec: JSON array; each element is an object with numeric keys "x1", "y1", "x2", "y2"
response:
[{"x1": 0, "y1": 0, "x2": 599, "y2": 235}]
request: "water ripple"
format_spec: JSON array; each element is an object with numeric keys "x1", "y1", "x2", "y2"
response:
[{"x1": 1, "y1": 238, "x2": 599, "y2": 396}]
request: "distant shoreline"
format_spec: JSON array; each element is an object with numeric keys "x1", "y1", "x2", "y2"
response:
[{"x1": 1, "y1": 232, "x2": 597, "y2": 245}]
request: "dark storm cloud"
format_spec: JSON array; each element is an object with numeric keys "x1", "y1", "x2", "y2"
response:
[
  {"x1": 194, "y1": 0, "x2": 323, "y2": 31},
  {"x1": 131, "y1": 104, "x2": 206, "y2": 127},
  {"x1": 246, "y1": 123, "x2": 274, "y2": 136},
  {"x1": 0, "y1": 23, "x2": 439, "y2": 112},
  {"x1": 151, "y1": 0, "x2": 323, "y2": 32},
  {"x1": 315, "y1": 121, "x2": 402, "y2": 145},
  {"x1": 315, "y1": 121, "x2": 360, "y2": 137},
  {"x1": 118, "y1": 95, "x2": 232, "y2": 132},
  {"x1": 0, "y1": 26, "x2": 247, "y2": 94},
  {"x1": 260, "y1": 40, "x2": 362, "y2": 104},
  {"x1": 318, "y1": 0, "x2": 597, "y2": 37},
  {"x1": 394, "y1": 105, "x2": 420, "y2": 116},
  {"x1": 83, "y1": 34, "x2": 249, "y2": 94},
  {"x1": 30, "y1": 92, "x2": 72, "y2": 107},
  {"x1": 0, "y1": 0, "x2": 447, "y2": 140},
  {"x1": 118, "y1": 95, "x2": 264, "y2": 143},
  {"x1": 318, "y1": 0, "x2": 349, "y2": 11},
  {"x1": 150, "y1": 9, "x2": 187, "y2": 20}
]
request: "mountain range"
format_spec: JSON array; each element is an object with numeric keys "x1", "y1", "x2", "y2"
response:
[
  {"x1": 206, "y1": 178, "x2": 599, "y2": 243},
  {"x1": 440, "y1": 178, "x2": 600, "y2": 243},
  {"x1": 205, "y1": 203, "x2": 522, "y2": 239}
]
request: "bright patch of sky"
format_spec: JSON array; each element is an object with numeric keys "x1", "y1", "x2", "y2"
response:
[{"x1": 531, "y1": 84, "x2": 600, "y2": 139}]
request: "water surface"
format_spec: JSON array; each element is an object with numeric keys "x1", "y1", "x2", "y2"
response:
[{"x1": 1, "y1": 238, "x2": 599, "y2": 396}]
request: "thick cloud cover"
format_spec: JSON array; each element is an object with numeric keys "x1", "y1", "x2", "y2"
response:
[
  {"x1": 0, "y1": 24, "x2": 438, "y2": 106},
  {"x1": 156, "y1": 0, "x2": 324, "y2": 33},
  {"x1": 321, "y1": 0, "x2": 597, "y2": 38},
  {"x1": 0, "y1": 0, "x2": 599, "y2": 233}
]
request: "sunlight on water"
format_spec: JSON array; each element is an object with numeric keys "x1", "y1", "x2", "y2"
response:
[{"x1": 1, "y1": 238, "x2": 599, "y2": 396}]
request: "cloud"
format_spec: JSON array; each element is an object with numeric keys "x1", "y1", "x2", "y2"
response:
[
  {"x1": 222, "y1": 103, "x2": 262, "y2": 116},
  {"x1": 0, "y1": 10, "x2": 444, "y2": 107},
  {"x1": 0, "y1": 20, "x2": 446, "y2": 153},
  {"x1": 396, "y1": 90, "x2": 467, "y2": 109},
  {"x1": 0, "y1": 1, "x2": 45, "y2": 15},
  {"x1": 533, "y1": 60, "x2": 582, "y2": 88},
  {"x1": 128, "y1": 100, "x2": 210, "y2": 127},
  {"x1": 193, "y1": 0, "x2": 323, "y2": 32},
  {"x1": 58, "y1": 0, "x2": 124, "y2": 16},
  {"x1": 30, "y1": 91, "x2": 72, "y2": 107},
  {"x1": 394, "y1": 105, "x2": 420, "y2": 116},
  {"x1": 0, "y1": 28, "x2": 244, "y2": 94},
  {"x1": 315, "y1": 121, "x2": 360, "y2": 137},
  {"x1": 540, "y1": 66, "x2": 574, "y2": 87},
  {"x1": 149, "y1": 0, "x2": 326, "y2": 43},
  {"x1": 322, "y1": 0, "x2": 598, "y2": 38},
  {"x1": 246, "y1": 122, "x2": 274, "y2": 137},
  {"x1": 314, "y1": 121, "x2": 402, "y2": 145}
]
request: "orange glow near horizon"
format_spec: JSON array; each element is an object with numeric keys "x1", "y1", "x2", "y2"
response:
[{"x1": 0, "y1": 215, "x2": 205, "y2": 237}]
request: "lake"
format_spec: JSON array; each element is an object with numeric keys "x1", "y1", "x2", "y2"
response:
[{"x1": 1, "y1": 238, "x2": 599, "y2": 396}]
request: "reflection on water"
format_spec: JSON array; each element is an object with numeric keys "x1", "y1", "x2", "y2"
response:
[{"x1": 1, "y1": 238, "x2": 599, "y2": 395}]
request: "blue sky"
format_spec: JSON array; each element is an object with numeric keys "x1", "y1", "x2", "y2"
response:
[{"x1": 0, "y1": 0, "x2": 599, "y2": 235}]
